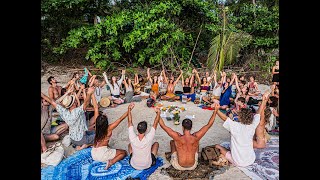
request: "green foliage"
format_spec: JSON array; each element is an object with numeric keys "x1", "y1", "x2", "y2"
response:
[{"x1": 53, "y1": 1, "x2": 220, "y2": 70}]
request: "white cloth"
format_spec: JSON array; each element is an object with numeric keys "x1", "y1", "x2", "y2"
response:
[
  {"x1": 265, "y1": 107, "x2": 276, "y2": 131},
  {"x1": 94, "y1": 87, "x2": 102, "y2": 103},
  {"x1": 56, "y1": 104, "x2": 88, "y2": 141},
  {"x1": 91, "y1": 146, "x2": 117, "y2": 162},
  {"x1": 103, "y1": 74, "x2": 124, "y2": 96},
  {"x1": 212, "y1": 84, "x2": 223, "y2": 97},
  {"x1": 223, "y1": 114, "x2": 260, "y2": 167},
  {"x1": 128, "y1": 126, "x2": 155, "y2": 170}
]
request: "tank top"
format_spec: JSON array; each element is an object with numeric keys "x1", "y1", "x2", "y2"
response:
[
  {"x1": 200, "y1": 86, "x2": 209, "y2": 91},
  {"x1": 183, "y1": 86, "x2": 191, "y2": 93}
]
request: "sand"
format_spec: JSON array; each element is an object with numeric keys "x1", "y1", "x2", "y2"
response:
[{"x1": 41, "y1": 72, "x2": 270, "y2": 179}]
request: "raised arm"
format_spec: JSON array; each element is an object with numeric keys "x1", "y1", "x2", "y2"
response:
[
  {"x1": 56, "y1": 88, "x2": 73, "y2": 103},
  {"x1": 215, "y1": 104, "x2": 228, "y2": 121},
  {"x1": 123, "y1": 78, "x2": 129, "y2": 90},
  {"x1": 102, "y1": 72, "x2": 112, "y2": 87},
  {"x1": 88, "y1": 75, "x2": 97, "y2": 87},
  {"x1": 234, "y1": 74, "x2": 241, "y2": 93},
  {"x1": 134, "y1": 73, "x2": 139, "y2": 85},
  {"x1": 41, "y1": 92, "x2": 57, "y2": 109},
  {"x1": 73, "y1": 92, "x2": 81, "y2": 107},
  {"x1": 82, "y1": 87, "x2": 95, "y2": 111},
  {"x1": 127, "y1": 103, "x2": 135, "y2": 127},
  {"x1": 153, "y1": 107, "x2": 161, "y2": 129},
  {"x1": 190, "y1": 71, "x2": 195, "y2": 86},
  {"x1": 174, "y1": 70, "x2": 183, "y2": 86},
  {"x1": 109, "y1": 109, "x2": 129, "y2": 130},
  {"x1": 181, "y1": 73, "x2": 185, "y2": 86},
  {"x1": 91, "y1": 92, "x2": 99, "y2": 121},
  {"x1": 195, "y1": 69, "x2": 201, "y2": 85},
  {"x1": 86, "y1": 68, "x2": 93, "y2": 77},
  {"x1": 158, "y1": 117, "x2": 180, "y2": 140},
  {"x1": 257, "y1": 91, "x2": 270, "y2": 115},
  {"x1": 229, "y1": 73, "x2": 236, "y2": 87},
  {"x1": 147, "y1": 68, "x2": 153, "y2": 83},
  {"x1": 162, "y1": 69, "x2": 168, "y2": 84},
  {"x1": 194, "y1": 104, "x2": 218, "y2": 140},
  {"x1": 117, "y1": 70, "x2": 125, "y2": 86},
  {"x1": 221, "y1": 72, "x2": 226, "y2": 84}
]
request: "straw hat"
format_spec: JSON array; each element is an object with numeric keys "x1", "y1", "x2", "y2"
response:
[
  {"x1": 62, "y1": 95, "x2": 75, "y2": 108},
  {"x1": 100, "y1": 97, "x2": 111, "y2": 107}
]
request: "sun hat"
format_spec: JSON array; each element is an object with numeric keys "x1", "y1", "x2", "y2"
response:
[
  {"x1": 62, "y1": 95, "x2": 75, "y2": 108},
  {"x1": 100, "y1": 97, "x2": 111, "y2": 107}
]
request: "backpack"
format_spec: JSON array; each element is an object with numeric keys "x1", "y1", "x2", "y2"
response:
[
  {"x1": 201, "y1": 145, "x2": 229, "y2": 167},
  {"x1": 146, "y1": 98, "x2": 155, "y2": 107}
]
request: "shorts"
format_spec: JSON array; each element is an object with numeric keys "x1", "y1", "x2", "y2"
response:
[
  {"x1": 225, "y1": 151, "x2": 238, "y2": 166},
  {"x1": 129, "y1": 153, "x2": 156, "y2": 169},
  {"x1": 170, "y1": 152, "x2": 198, "y2": 170},
  {"x1": 91, "y1": 146, "x2": 117, "y2": 162},
  {"x1": 71, "y1": 131, "x2": 95, "y2": 146},
  {"x1": 180, "y1": 93, "x2": 196, "y2": 102}
]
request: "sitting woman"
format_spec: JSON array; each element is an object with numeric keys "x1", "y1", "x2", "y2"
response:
[
  {"x1": 234, "y1": 74, "x2": 250, "y2": 103},
  {"x1": 123, "y1": 77, "x2": 142, "y2": 103},
  {"x1": 226, "y1": 96, "x2": 247, "y2": 122},
  {"x1": 91, "y1": 103, "x2": 134, "y2": 169},
  {"x1": 147, "y1": 68, "x2": 160, "y2": 98},
  {"x1": 103, "y1": 70, "x2": 125, "y2": 105},
  {"x1": 195, "y1": 69, "x2": 214, "y2": 102},
  {"x1": 202, "y1": 71, "x2": 223, "y2": 104},
  {"x1": 133, "y1": 73, "x2": 149, "y2": 98},
  {"x1": 247, "y1": 75, "x2": 261, "y2": 97},
  {"x1": 160, "y1": 69, "x2": 183, "y2": 101},
  {"x1": 211, "y1": 73, "x2": 236, "y2": 110},
  {"x1": 180, "y1": 69, "x2": 196, "y2": 102}
]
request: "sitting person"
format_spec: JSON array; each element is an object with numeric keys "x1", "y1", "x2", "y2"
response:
[
  {"x1": 234, "y1": 74, "x2": 250, "y2": 103},
  {"x1": 127, "y1": 104, "x2": 160, "y2": 170},
  {"x1": 159, "y1": 105, "x2": 218, "y2": 170},
  {"x1": 226, "y1": 96, "x2": 247, "y2": 122},
  {"x1": 180, "y1": 69, "x2": 196, "y2": 102},
  {"x1": 214, "y1": 92, "x2": 269, "y2": 167},
  {"x1": 48, "y1": 76, "x2": 62, "y2": 100},
  {"x1": 88, "y1": 75, "x2": 106, "y2": 104},
  {"x1": 65, "y1": 72, "x2": 81, "y2": 92},
  {"x1": 160, "y1": 69, "x2": 183, "y2": 101},
  {"x1": 202, "y1": 71, "x2": 223, "y2": 104},
  {"x1": 41, "y1": 87, "x2": 96, "y2": 150},
  {"x1": 133, "y1": 73, "x2": 149, "y2": 98},
  {"x1": 103, "y1": 70, "x2": 125, "y2": 104},
  {"x1": 247, "y1": 75, "x2": 261, "y2": 97},
  {"x1": 41, "y1": 94, "x2": 68, "y2": 143},
  {"x1": 194, "y1": 69, "x2": 213, "y2": 98},
  {"x1": 210, "y1": 73, "x2": 236, "y2": 110},
  {"x1": 147, "y1": 68, "x2": 160, "y2": 97},
  {"x1": 123, "y1": 77, "x2": 142, "y2": 103},
  {"x1": 91, "y1": 103, "x2": 133, "y2": 169},
  {"x1": 253, "y1": 93, "x2": 272, "y2": 149}
]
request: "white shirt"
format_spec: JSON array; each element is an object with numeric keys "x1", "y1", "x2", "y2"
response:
[
  {"x1": 212, "y1": 84, "x2": 223, "y2": 97},
  {"x1": 223, "y1": 114, "x2": 260, "y2": 167},
  {"x1": 128, "y1": 126, "x2": 156, "y2": 170},
  {"x1": 56, "y1": 104, "x2": 88, "y2": 141}
]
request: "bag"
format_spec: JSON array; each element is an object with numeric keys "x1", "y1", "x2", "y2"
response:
[
  {"x1": 41, "y1": 142, "x2": 64, "y2": 166},
  {"x1": 201, "y1": 145, "x2": 229, "y2": 167},
  {"x1": 247, "y1": 97, "x2": 259, "y2": 105},
  {"x1": 146, "y1": 98, "x2": 155, "y2": 107}
]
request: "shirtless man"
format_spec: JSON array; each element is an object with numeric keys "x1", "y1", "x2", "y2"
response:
[
  {"x1": 253, "y1": 91, "x2": 270, "y2": 148},
  {"x1": 47, "y1": 76, "x2": 62, "y2": 100},
  {"x1": 159, "y1": 104, "x2": 218, "y2": 170},
  {"x1": 160, "y1": 70, "x2": 183, "y2": 101}
]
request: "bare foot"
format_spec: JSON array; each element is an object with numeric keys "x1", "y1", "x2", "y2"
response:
[
  {"x1": 75, "y1": 144, "x2": 89, "y2": 151},
  {"x1": 41, "y1": 147, "x2": 47, "y2": 153},
  {"x1": 104, "y1": 160, "x2": 114, "y2": 170}
]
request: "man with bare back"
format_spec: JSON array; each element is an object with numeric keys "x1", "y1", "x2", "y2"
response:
[
  {"x1": 159, "y1": 104, "x2": 218, "y2": 170},
  {"x1": 47, "y1": 76, "x2": 62, "y2": 100}
]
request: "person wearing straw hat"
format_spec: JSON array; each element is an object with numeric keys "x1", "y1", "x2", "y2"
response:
[
  {"x1": 41, "y1": 86, "x2": 96, "y2": 150},
  {"x1": 99, "y1": 97, "x2": 111, "y2": 108}
]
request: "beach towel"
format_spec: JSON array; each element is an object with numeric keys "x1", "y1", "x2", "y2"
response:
[
  {"x1": 41, "y1": 148, "x2": 163, "y2": 180},
  {"x1": 220, "y1": 136, "x2": 279, "y2": 180}
]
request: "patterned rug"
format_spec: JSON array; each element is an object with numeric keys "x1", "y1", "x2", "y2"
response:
[
  {"x1": 41, "y1": 148, "x2": 163, "y2": 180},
  {"x1": 220, "y1": 136, "x2": 279, "y2": 180}
]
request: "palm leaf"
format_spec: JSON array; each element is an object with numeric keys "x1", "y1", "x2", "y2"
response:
[{"x1": 207, "y1": 34, "x2": 221, "y2": 71}]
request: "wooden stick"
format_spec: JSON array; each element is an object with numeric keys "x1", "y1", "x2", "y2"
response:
[{"x1": 187, "y1": 25, "x2": 203, "y2": 70}]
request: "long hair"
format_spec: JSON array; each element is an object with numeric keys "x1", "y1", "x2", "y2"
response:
[
  {"x1": 110, "y1": 77, "x2": 116, "y2": 89},
  {"x1": 93, "y1": 112, "x2": 109, "y2": 146}
]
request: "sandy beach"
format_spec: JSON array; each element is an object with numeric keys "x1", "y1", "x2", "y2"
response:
[{"x1": 41, "y1": 71, "x2": 270, "y2": 179}]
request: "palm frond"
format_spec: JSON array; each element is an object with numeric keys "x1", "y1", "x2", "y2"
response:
[{"x1": 207, "y1": 34, "x2": 221, "y2": 71}]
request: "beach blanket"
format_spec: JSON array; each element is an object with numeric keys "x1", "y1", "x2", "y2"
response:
[
  {"x1": 41, "y1": 148, "x2": 163, "y2": 180},
  {"x1": 220, "y1": 136, "x2": 279, "y2": 180}
]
